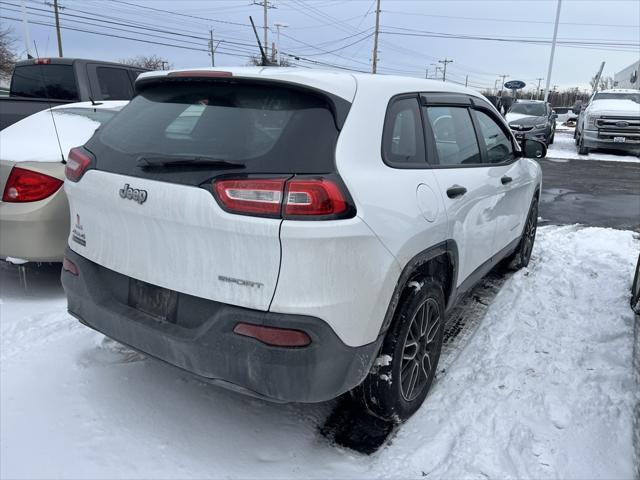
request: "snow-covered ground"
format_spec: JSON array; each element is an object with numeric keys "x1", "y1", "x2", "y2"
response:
[
  {"x1": 1, "y1": 226, "x2": 638, "y2": 479},
  {"x1": 548, "y1": 130, "x2": 640, "y2": 163}
]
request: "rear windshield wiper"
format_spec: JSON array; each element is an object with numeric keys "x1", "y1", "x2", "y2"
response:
[{"x1": 137, "y1": 155, "x2": 245, "y2": 169}]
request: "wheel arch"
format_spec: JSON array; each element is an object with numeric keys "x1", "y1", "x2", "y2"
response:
[{"x1": 378, "y1": 240, "x2": 459, "y2": 337}]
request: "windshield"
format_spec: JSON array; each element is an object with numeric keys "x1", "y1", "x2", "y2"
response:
[
  {"x1": 10, "y1": 64, "x2": 79, "y2": 101},
  {"x1": 508, "y1": 103, "x2": 546, "y2": 116},
  {"x1": 593, "y1": 92, "x2": 640, "y2": 103}
]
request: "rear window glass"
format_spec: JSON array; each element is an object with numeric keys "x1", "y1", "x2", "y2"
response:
[
  {"x1": 96, "y1": 67, "x2": 134, "y2": 100},
  {"x1": 96, "y1": 81, "x2": 340, "y2": 177},
  {"x1": 10, "y1": 64, "x2": 79, "y2": 100}
]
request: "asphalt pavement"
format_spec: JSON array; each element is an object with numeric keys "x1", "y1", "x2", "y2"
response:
[{"x1": 538, "y1": 156, "x2": 640, "y2": 232}]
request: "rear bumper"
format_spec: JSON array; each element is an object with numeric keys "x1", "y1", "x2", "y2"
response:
[
  {"x1": 0, "y1": 188, "x2": 69, "y2": 262},
  {"x1": 61, "y1": 248, "x2": 383, "y2": 403}
]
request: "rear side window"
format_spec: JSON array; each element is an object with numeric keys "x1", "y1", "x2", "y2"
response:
[
  {"x1": 382, "y1": 97, "x2": 426, "y2": 166},
  {"x1": 96, "y1": 67, "x2": 134, "y2": 100},
  {"x1": 93, "y1": 81, "x2": 341, "y2": 181},
  {"x1": 10, "y1": 65, "x2": 79, "y2": 100},
  {"x1": 425, "y1": 106, "x2": 481, "y2": 166}
]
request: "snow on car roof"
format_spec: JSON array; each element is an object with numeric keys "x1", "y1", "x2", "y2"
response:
[{"x1": 0, "y1": 101, "x2": 127, "y2": 163}]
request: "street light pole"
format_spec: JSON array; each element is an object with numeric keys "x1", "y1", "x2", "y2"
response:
[
  {"x1": 544, "y1": 0, "x2": 562, "y2": 102},
  {"x1": 274, "y1": 22, "x2": 287, "y2": 65}
]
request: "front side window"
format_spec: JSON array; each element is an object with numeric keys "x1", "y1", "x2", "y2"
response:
[
  {"x1": 425, "y1": 106, "x2": 481, "y2": 166},
  {"x1": 382, "y1": 97, "x2": 426, "y2": 166},
  {"x1": 475, "y1": 110, "x2": 514, "y2": 164}
]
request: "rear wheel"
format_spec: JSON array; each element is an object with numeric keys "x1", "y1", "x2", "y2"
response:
[
  {"x1": 355, "y1": 279, "x2": 445, "y2": 423},
  {"x1": 506, "y1": 197, "x2": 538, "y2": 270}
]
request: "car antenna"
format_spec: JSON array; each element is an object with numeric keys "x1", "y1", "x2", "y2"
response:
[{"x1": 33, "y1": 41, "x2": 65, "y2": 163}]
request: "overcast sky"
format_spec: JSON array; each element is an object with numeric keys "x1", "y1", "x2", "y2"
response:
[{"x1": 2, "y1": 0, "x2": 639, "y2": 92}]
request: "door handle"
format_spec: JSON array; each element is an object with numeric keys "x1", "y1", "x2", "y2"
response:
[
  {"x1": 501, "y1": 175, "x2": 513, "y2": 185},
  {"x1": 446, "y1": 185, "x2": 467, "y2": 199}
]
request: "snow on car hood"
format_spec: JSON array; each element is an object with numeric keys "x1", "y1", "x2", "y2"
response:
[
  {"x1": 506, "y1": 113, "x2": 546, "y2": 125},
  {"x1": 587, "y1": 99, "x2": 640, "y2": 116},
  {"x1": 505, "y1": 112, "x2": 536, "y2": 123},
  {"x1": 0, "y1": 101, "x2": 128, "y2": 163}
]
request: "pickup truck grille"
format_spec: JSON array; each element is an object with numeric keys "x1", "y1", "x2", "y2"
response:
[{"x1": 596, "y1": 116, "x2": 640, "y2": 140}]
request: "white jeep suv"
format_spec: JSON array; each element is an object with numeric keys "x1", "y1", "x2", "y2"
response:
[{"x1": 61, "y1": 68, "x2": 544, "y2": 421}]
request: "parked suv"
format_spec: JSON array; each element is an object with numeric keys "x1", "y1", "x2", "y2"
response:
[
  {"x1": 575, "y1": 89, "x2": 640, "y2": 155},
  {"x1": 506, "y1": 100, "x2": 557, "y2": 145},
  {"x1": 61, "y1": 68, "x2": 545, "y2": 422}
]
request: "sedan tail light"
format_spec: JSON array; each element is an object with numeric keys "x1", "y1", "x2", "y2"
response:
[
  {"x1": 2, "y1": 167, "x2": 63, "y2": 202},
  {"x1": 65, "y1": 147, "x2": 94, "y2": 182},
  {"x1": 212, "y1": 176, "x2": 354, "y2": 220}
]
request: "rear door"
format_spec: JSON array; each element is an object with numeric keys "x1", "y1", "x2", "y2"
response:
[
  {"x1": 421, "y1": 94, "x2": 499, "y2": 286},
  {"x1": 66, "y1": 77, "x2": 345, "y2": 311}
]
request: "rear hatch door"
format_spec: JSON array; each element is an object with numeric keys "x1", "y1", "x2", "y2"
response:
[{"x1": 66, "y1": 75, "x2": 349, "y2": 310}]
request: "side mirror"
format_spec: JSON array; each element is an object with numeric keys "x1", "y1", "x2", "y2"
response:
[{"x1": 521, "y1": 138, "x2": 547, "y2": 159}]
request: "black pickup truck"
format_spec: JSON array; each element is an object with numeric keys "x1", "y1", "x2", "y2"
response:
[{"x1": 0, "y1": 58, "x2": 145, "y2": 130}]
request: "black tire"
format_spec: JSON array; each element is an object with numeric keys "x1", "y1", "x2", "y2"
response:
[
  {"x1": 355, "y1": 278, "x2": 445, "y2": 423},
  {"x1": 506, "y1": 196, "x2": 538, "y2": 270},
  {"x1": 578, "y1": 136, "x2": 589, "y2": 155}
]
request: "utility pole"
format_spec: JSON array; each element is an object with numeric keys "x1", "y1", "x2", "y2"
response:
[
  {"x1": 20, "y1": 0, "x2": 32, "y2": 58},
  {"x1": 208, "y1": 29, "x2": 221, "y2": 67},
  {"x1": 160, "y1": 61, "x2": 168, "y2": 70},
  {"x1": 253, "y1": 1, "x2": 275, "y2": 59},
  {"x1": 371, "y1": 0, "x2": 381, "y2": 74},
  {"x1": 465, "y1": 75, "x2": 468, "y2": 87},
  {"x1": 498, "y1": 74, "x2": 509, "y2": 95},
  {"x1": 438, "y1": 58, "x2": 453, "y2": 82},
  {"x1": 45, "y1": 0, "x2": 63, "y2": 56},
  {"x1": 544, "y1": 0, "x2": 562, "y2": 102},
  {"x1": 274, "y1": 22, "x2": 287, "y2": 66},
  {"x1": 535, "y1": 77, "x2": 543, "y2": 99}
]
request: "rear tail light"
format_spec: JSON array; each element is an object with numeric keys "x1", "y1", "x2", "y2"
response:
[
  {"x1": 62, "y1": 257, "x2": 79, "y2": 276},
  {"x1": 2, "y1": 167, "x2": 63, "y2": 202},
  {"x1": 284, "y1": 179, "x2": 348, "y2": 216},
  {"x1": 65, "y1": 147, "x2": 94, "y2": 182},
  {"x1": 233, "y1": 322, "x2": 311, "y2": 347},
  {"x1": 214, "y1": 178, "x2": 286, "y2": 217},
  {"x1": 212, "y1": 176, "x2": 354, "y2": 220},
  {"x1": 35, "y1": 58, "x2": 51, "y2": 65}
]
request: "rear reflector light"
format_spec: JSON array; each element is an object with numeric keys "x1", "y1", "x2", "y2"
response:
[
  {"x1": 2, "y1": 167, "x2": 63, "y2": 202},
  {"x1": 214, "y1": 178, "x2": 286, "y2": 217},
  {"x1": 62, "y1": 258, "x2": 79, "y2": 276},
  {"x1": 212, "y1": 176, "x2": 353, "y2": 219},
  {"x1": 285, "y1": 179, "x2": 347, "y2": 216},
  {"x1": 65, "y1": 147, "x2": 93, "y2": 182},
  {"x1": 233, "y1": 323, "x2": 311, "y2": 347},
  {"x1": 168, "y1": 70, "x2": 233, "y2": 77}
]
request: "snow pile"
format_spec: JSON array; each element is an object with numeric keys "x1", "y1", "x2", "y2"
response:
[
  {"x1": 548, "y1": 131, "x2": 640, "y2": 163},
  {"x1": 1, "y1": 226, "x2": 638, "y2": 479}
]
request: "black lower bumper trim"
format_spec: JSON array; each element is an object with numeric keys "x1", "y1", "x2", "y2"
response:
[{"x1": 61, "y1": 248, "x2": 382, "y2": 403}]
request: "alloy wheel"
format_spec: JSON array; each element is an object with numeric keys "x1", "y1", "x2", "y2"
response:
[{"x1": 400, "y1": 298, "x2": 441, "y2": 401}]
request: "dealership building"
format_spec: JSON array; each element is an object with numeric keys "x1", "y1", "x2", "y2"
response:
[{"x1": 614, "y1": 60, "x2": 640, "y2": 89}]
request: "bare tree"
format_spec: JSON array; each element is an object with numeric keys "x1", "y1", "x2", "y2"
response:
[
  {"x1": 0, "y1": 27, "x2": 17, "y2": 82},
  {"x1": 120, "y1": 55, "x2": 172, "y2": 71}
]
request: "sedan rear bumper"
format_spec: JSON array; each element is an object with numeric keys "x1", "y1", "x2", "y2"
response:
[
  {"x1": 61, "y1": 248, "x2": 383, "y2": 403},
  {"x1": 0, "y1": 188, "x2": 69, "y2": 262}
]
